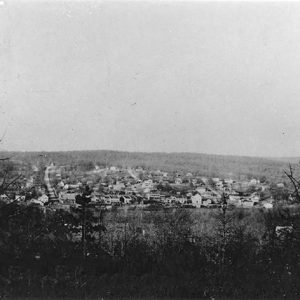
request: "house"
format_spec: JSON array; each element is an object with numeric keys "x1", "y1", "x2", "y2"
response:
[
  {"x1": 250, "y1": 179, "x2": 260, "y2": 185},
  {"x1": 215, "y1": 181, "x2": 223, "y2": 188},
  {"x1": 200, "y1": 177, "x2": 208, "y2": 183},
  {"x1": 261, "y1": 197, "x2": 273, "y2": 209},
  {"x1": 102, "y1": 196, "x2": 112, "y2": 205},
  {"x1": 113, "y1": 182, "x2": 125, "y2": 191},
  {"x1": 275, "y1": 226, "x2": 293, "y2": 237},
  {"x1": 146, "y1": 193, "x2": 161, "y2": 201},
  {"x1": 38, "y1": 194, "x2": 49, "y2": 204},
  {"x1": 64, "y1": 183, "x2": 81, "y2": 190},
  {"x1": 143, "y1": 187, "x2": 151, "y2": 194},
  {"x1": 120, "y1": 195, "x2": 132, "y2": 204},
  {"x1": 196, "y1": 187, "x2": 206, "y2": 194},
  {"x1": 0, "y1": 194, "x2": 10, "y2": 202},
  {"x1": 30, "y1": 198, "x2": 46, "y2": 206},
  {"x1": 242, "y1": 200, "x2": 254, "y2": 208},
  {"x1": 15, "y1": 195, "x2": 25, "y2": 202},
  {"x1": 191, "y1": 193, "x2": 202, "y2": 208},
  {"x1": 165, "y1": 196, "x2": 178, "y2": 204},
  {"x1": 164, "y1": 197, "x2": 172, "y2": 204},
  {"x1": 263, "y1": 203, "x2": 273, "y2": 209},
  {"x1": 110, "y1": 196, "x2": 120, "y2": 204},
  {"x1": 26, "y1": 177, "x2": 34, "y2": 188},
  {"x1": 175, "y1": 178, "x2": 183, "y2": 185},
  {"x1": 61, "y1": 192, "x2": 77, "y2": 202},
  {"x1": 224, "y1": 179, "x2": 234, "y2": 185},
  {"x1": 142, "y1": 180, "x2": 154, "y2": 189},
  {"x1": 249, "y1": 193, "x2": 260, "y2": 203},
  {"x1": 228, "y1": 195, "x2": 242, "y2": 206},
  {"x1": 192, "y1": 179, "x2": 198, "y2": 185},
  {"x1": 57, "y1": 181, "x2": 65, "y2": 188},
  {"x1": 175, "y1": 197, "x2": 187, "y2": 205},
  {"x1": 32, "y1": 165, "x2": 39, "y2": 172},
  {"x1": 202, "y1": 199, "x2": 212, "y2": 207}
]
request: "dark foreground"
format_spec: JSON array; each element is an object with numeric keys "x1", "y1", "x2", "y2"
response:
[{"x1": 1, "y1": 201, "x2": 300, "y2": 299}]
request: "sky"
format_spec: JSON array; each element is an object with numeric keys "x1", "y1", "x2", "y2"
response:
[{"x1": 1, "y1": 0, "x2": 300, "y2": 157}]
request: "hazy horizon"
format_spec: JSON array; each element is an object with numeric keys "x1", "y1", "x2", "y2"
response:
[
  {"x1": 1, "y1": 1, "x2": 300, "y2": 157},
  {"x1": 0, "y1": 147, "x2": 299, "y2": 161}
]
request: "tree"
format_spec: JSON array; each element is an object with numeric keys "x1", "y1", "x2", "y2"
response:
[
  {"x1": 215, "y1": 193, "x2": 232, "y2": 268},
  {"x1": 284, "y1": 163, "x2": 300, "y2": 202},
  {"x1": 0, "y1": 160, "x2": 22, "y2": 197},
  {"x1": 75, "y1": 184, "x2": 106, "y2": 259}
]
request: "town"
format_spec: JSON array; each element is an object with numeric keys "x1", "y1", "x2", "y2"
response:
[{"x1": 9, "y1": 161, "x2": 288, "y2": 211}]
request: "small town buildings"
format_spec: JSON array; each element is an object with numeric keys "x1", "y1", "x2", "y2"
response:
[
  {"x1": 263, "y1": 203, "x2": 273, "y2": 209},
  {"x1": 113, "y1": 182, "x2": 125, "y2": 191},
  {"x1": 175, "y1": 197, "x2": 187, "y2": 205},
  {"x1": 250, "y1": 179, "x2": 260, "y2": 185},
  {"x1": 38, "y1": 194, "x2": 49, "y2": 204},
  {"x1": 249, "y1": 193, "x2": 260, "y2": 203},
  {"x1": 196, "y1": 187, "x2": 206, "y2": 194},
  {"x1": 202, "y1": 199, "x2": 212, "y2": 207},
  {"x1": 0, "y1": 194, "x2": 10, "y2": 202},
  {"x1": 242, "y1": 200, "x2": 254, "y2": 208},
  {"x1": 275, "y1": 225, "x2": 293, "y2": 237},
  {"x1": 212, "y1": 178, "x2": 220, "y2": 183},
  {"x1": 191, "y1": 193, "x2": 202, "y2": 208},
  {"x1": 175, "y1": 178, "x2": 183, "y2": 185},
  {"x1": 146, "y1": 193, "x2": 161, "y2": 202},
  {"x1": 110, "y1": 166, "x2": 119, "y2": 172},
  {"x1": 120, "y1": 195, "x2": 132, "y2": 204},
  {"x1": 228, "y1": 195, "x2": 242, "y2": 206},
  {"x1": 142, "y1": 179, "x2": 154, "y2": 189}
]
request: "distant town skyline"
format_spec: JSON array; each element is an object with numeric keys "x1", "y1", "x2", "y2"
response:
[{"x1": 1, "y1": 1, "x2": 300, "y2": 157}]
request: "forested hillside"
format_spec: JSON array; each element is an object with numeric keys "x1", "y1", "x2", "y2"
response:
[{"x1": 2, "y1": 150, "x2": 299, "y2": 182}]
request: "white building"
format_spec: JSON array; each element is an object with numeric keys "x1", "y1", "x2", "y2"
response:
[
  {"x1": 38, "y1": 194, "x2": 49, "y2": 204},
  {"x1": 175, "y1": 197, "x2": 187, "y2": 205},
  {"x1": 263, "y1": 203, "x2": 273, "y2": 209},
  {"x1": 142, "y1": 179, "x2": 153, "y2": 189},
  {"x1": 175, "y1": 178, "x2": 183, "y2": 185},
  {"x1": 242, "y1": 200, "x2": 254, "y2": 208},
  {"x1": 202, "y1": 199, "x2": 212, "y2": 207},
  {"x1": 191, "y1": 194, "x2": 202, "y2": 208}
]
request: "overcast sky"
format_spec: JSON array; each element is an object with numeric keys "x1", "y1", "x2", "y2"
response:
[{"x1": 1, "y1": 0, "x2": 300, "y2": 156}]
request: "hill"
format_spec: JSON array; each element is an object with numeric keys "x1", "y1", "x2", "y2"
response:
[{"x1": 1, "y1": 150, "x2": 298, "y2": 182}]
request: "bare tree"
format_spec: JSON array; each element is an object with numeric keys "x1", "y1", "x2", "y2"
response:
[
  {"x1": 284, "y1": 163, "x2": 300, "y2": 202},
  {"x1": 0, "y1": 134, "x2": 22, "y2": 197},
  {"x1": 0, "y1": 131, "x2": 10, "y2": 161}
]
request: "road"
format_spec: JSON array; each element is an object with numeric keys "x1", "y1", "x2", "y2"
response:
[
  {"x1": 44, "y1": 166, "x2": 58, "y2": 201},
  {"x1": 127, "y1": 168, "x2": 139, "y2": 180}
]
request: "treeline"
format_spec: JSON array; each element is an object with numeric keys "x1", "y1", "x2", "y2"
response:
[
  {"x1": 2, "y1": 150, "x2": 299, "y2": 182},
  {"x1": 0, "y1": 202, "x2": 300, "y2": 298}
]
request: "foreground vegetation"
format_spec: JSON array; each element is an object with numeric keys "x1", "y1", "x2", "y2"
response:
[{"x1": 1, "y1": 201, "x2": 300, "y2": 298}]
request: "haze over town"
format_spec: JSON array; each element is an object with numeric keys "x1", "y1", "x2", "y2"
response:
[{"x1": 1, "y1": 1, "x2": 300, "y2": 156}]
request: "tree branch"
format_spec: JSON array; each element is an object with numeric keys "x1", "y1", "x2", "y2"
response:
[{"x1": 284, "y1": 163, "x2": 300, "y2": 201}]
